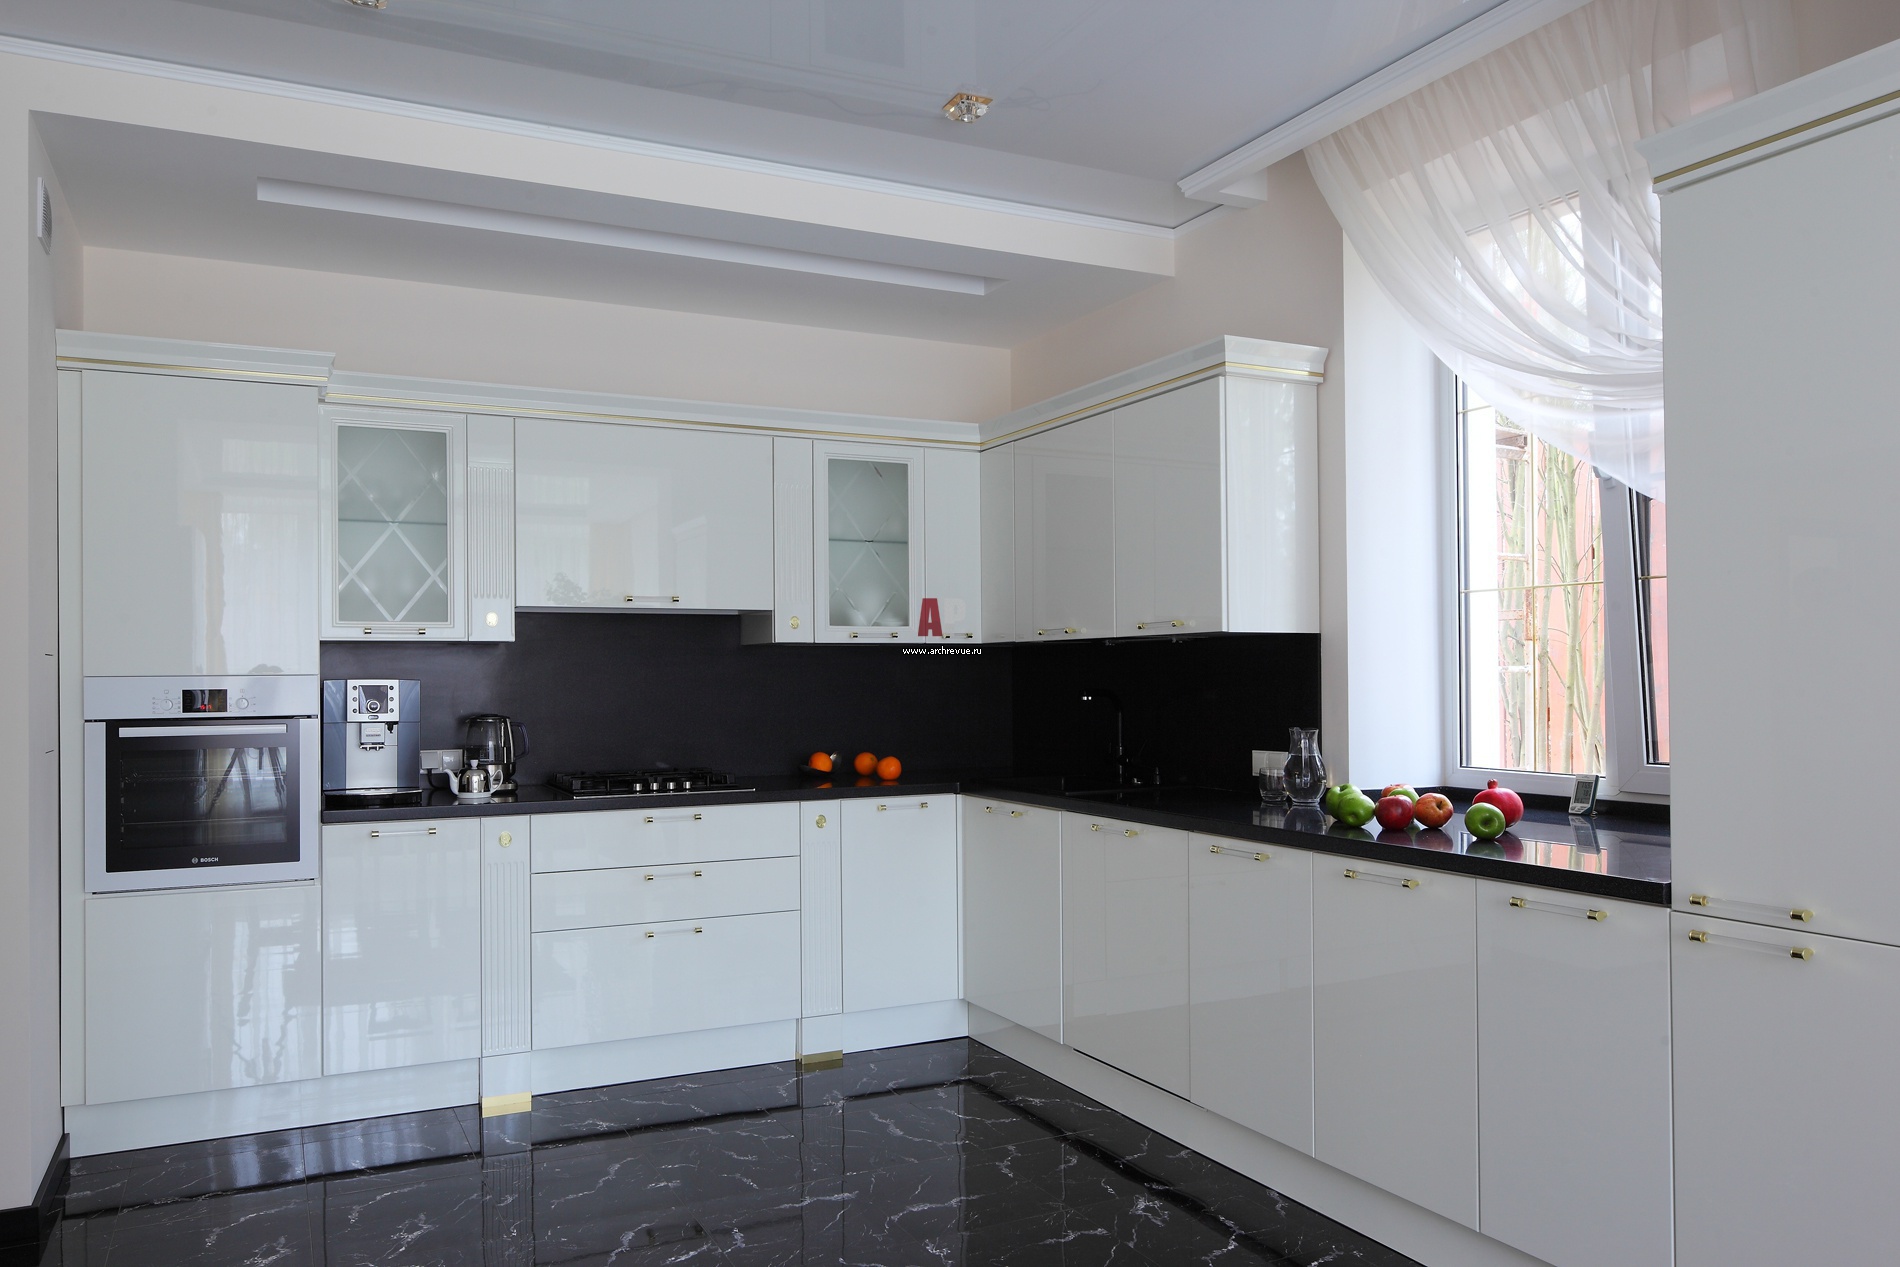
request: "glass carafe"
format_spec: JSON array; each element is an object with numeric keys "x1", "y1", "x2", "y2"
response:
[{"x1": 1283, "y1": 728, "x2": 1327, "y2": 805}]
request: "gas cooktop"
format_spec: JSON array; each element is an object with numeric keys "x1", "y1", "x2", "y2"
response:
[{"x1": 548, "y1": 769, "x2": 751, "y2": 797}]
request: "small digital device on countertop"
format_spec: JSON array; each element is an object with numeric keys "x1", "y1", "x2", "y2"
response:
[{"x1": 1568, "y1": 773, "x2": 1601, "y2": 815}]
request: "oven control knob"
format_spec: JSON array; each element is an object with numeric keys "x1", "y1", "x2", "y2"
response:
[{"x1": 235, "y1": 695, "x2": 250, "y2": 711}]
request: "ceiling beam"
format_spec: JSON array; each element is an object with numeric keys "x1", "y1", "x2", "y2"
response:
[{"x1": 1178, "y1": 0, "x2": 1593, "y2": 205}]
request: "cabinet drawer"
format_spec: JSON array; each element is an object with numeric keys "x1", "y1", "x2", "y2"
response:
[
  {"x1": 532, "y1": 911, "x2": 800, "y2": 1049},
  {"x1": 531, "y1": 802, "x2": 799, "y2": 873},
  {"x1": 532, "y1": 857, "x2": 799, "y2": 931}
]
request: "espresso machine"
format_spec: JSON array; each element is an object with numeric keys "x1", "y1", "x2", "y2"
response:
[{"x1": 322, "y1": 679, "x2": 423, "y2": 806}]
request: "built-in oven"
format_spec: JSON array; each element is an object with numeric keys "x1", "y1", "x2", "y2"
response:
[{"x1": 84, "y1": 676, "x2": 320, "y2": 893}]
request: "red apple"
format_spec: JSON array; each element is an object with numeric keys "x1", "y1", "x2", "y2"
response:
[
  {"x1": 1473, "y1": 779, "x2": 1524, "y2": 826},
  {"x1": 1412, "y1": 792, "x2": 1454, "y2": 829},
  {"x1": 1373, "y1": 795, "x2": 1415, "y2": 831}
]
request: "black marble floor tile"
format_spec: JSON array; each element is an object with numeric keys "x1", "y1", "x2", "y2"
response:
[{"x1": 56, "y1": 1039, "x2": 1422, "y2": 1267}]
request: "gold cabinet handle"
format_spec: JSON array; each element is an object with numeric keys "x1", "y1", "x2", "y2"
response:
[
  {"x1": 498, "y1": 831, "x2": 513, "y2": 847},
  {"x1": 1135, "y1": 619, "x2": 1186, "y2": 631},
  {"x1": 1124, "y1": 828, "x2": 1138, "y2": 837},
  {"x1": 1034, "y1": 627, "x2": 1082, "y2": 637},
  {"x1": 1208, "y1": 843, "x2": 1268, "y2": 862},
  {"x1": 1009, "y1": 810, "x2": 1025, "y2": 818},
  {"x1": 789, "y1": 616, "x2": 801, "y2": 629},
  {"x1": 1090, "y1": 823, "x2": 1102, "y2": 831},
  {"x1": 643, "y1": 812, "x2": 704, "y2": 824},
  {"x1": 1689, "y1": 893, "x2": 1815, "y2": 924},
  {"x1": 815, "y1": 814, "x2": 827, "y2": 828},
  {"x1": 1509, "y1": 895, "x2": 1606, "y2": 921},
  {"x1": 983, "y1": 805, "x2": 994, "y2": 813},
  {"x1": 1343, "y1": 868, "x2": 1419, "y2": 889},
  {"x1": 1688, "y1": 927, "x2": 1814, "y2": 960},
  {"x1": 369, "y1": 826, "x2": 437, "y2": 838},
  {"x1": 875, "y1": 801, "x2": 929, "y2": 811}
]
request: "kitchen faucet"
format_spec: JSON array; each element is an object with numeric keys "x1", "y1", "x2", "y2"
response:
[{"x1": 1079, "y1": 690, "x2": 1137, "y2": 786}]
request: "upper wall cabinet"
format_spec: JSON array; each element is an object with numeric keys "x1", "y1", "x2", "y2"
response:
[
  {"x1": 322, "y1": 407, "x2": 469, "y2": 641},
  {"x1": 516, "y1": 418, "x2": 773, "y2": 613},
  {"x1": 817, "y1": 441, "x2": 923, "y2": 641},
  {"x1": 991, "y1": 336, "x2": 1325, "y2": 642},
  {"x1": 63, "y1": 333, "x2": 328, "y2": 678}
]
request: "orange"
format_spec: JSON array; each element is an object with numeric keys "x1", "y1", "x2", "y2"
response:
[
  {"x1": 808, "y1": 751, "x2": 833, "y2": 772},
  {"x1": 876, "y1": 755, "x2": 902, "y2": 781},
  {"x1": 853, "y1": 751, "x2": 878, "y2": 776}
]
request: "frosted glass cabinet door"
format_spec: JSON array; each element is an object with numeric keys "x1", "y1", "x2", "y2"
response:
[
  {"x1": 515, "y1": 418, "x2": 773, "y2": 611},
  {"x1": 1016, "y1": 414, "x2": 1114, "y2": 641},
  {"x1": 1114, "y1": 381, "x2": 1223, "y2": 637},
  {"x1": 1062, "y1": 812, "x2": 1190, "y2": 1096},
  {"x1": 81, "y1": 370, "x2": 321, "y2": 676},
  {"x1": 814, "y1": 443, "x2": 924, "y2": 642},
  {"x1": 323, "y1": 408, "x2": 466, "y2": 639}
]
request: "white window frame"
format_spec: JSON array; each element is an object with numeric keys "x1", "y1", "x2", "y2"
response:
[{"x1": 1442, "y1": 376, "x2": 1668, "y2": 801}]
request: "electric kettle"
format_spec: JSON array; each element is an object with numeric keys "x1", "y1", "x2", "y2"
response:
[{"x1": 461, "y1": 714, "x2": 529, "y2": 792}]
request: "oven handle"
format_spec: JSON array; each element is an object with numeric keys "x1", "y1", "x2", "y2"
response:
[{"x1": 116, "y1": 723, "x2": 289, "y2": 738}]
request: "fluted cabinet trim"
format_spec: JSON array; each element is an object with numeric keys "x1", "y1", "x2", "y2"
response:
[
  {"x1": 801, "y1": 801, "x2": 844, "y2": 1018},
  {"x1": 483, "y1": 817, "x2": 534, "y2": 1056}
]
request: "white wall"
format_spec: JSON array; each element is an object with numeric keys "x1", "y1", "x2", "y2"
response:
[
  {"x1": 1795, "y1": 1, "x2": 1900, "y2": 77},
  {"x1": 1334, "y1": 241, "x2": 1444, "y2": 790},
  {"x1": 81, "y1": 249, "x2": 1011, "y2": 423}
]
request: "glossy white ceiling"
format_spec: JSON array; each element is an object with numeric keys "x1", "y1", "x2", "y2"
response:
[{"x1": 3, "y1": 0, "x2": 1513, "y2": 226}]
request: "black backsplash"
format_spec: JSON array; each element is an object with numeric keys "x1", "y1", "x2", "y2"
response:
[
  {"x1": 321, "y1": 613, "x2": 1015, "y2": 785},
  {"x1": 321, "y1": 617, "x2": 1318, "y2": 790},
  {"x1": 1011, "y1": 634, "x2": 1321, "y2": 792}
]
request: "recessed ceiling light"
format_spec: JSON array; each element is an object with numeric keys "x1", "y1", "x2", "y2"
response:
[{"x1": 942, "y1": 93, "x2": 992, "y2": 124}]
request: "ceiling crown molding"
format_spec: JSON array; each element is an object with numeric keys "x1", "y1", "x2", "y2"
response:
[{"x1": 1178, "y1": 0, "x2": 1592, "y2": 205}]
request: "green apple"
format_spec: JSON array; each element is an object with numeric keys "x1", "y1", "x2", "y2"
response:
[
  {"x1": 1336, "y1": 790, "x2": 1379, "y2": 829},
  {"x1": 1322, "y1": 784, "x2": 1354, "y2": 817},
  {"x1": 1464, "y1": 802, "x2": 1508, "y2": 839}
]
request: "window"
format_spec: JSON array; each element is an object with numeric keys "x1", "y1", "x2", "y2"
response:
[{"x1": 1454, "y1": 381, "x2": 1668, "y2": 795}]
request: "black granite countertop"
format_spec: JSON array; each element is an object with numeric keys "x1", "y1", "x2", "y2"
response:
[{"x1": 323, "y1": 772, "x2": 1668, "y2": 904}]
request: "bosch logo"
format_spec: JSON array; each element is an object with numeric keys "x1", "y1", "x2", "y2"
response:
[{"x1": 191, "y1": 856, "x2": 220, "y2": 865}]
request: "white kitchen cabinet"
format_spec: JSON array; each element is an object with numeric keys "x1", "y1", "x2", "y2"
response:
[
  {"x1": 962, "y1": 799, "x2": 1061, "y2": 1040},
  {"x1": 465, "y1": 414, "x2": 517, "y2": 642},
  {"x1": 1062, "y1": 812, "x2": 1189, "y2": 1096},
  {"x1": 78, "y1": 365, "x2": 322, "y2": 677},
  {"x1": 322, "y1": 406, "x2": 467, "y2": 640},
  {"x1": 1113, "y1": 381, "x2": 1222, "y2": 637},
  {"x1": 1312, "y1": 861, "x2": 1477, "y2": 1229},
  {"x1": 321, "y1": 819, "x2": 481, "y2": 1075},
  {"x1": 1671, "y1": 913, "x2": 1900, "y2": 1266},
  {"x1": 515, "y1": 417, "x2": 773, "y2": 612},
  {"x1": 841, "y1": 796, "x2": 959, "y2": 1012},
  {"x1": 923, "y1": 448, "x2": 983, "y2": 640},
  {"x1": 1475, "y1": 882, "x2": 1672, "y2": 1267},
  {"x1": 814, "y1": 441, "x2": 926, "y2": 642},
  {"x1": 741, "y1": 437, "x2": 816, "y2": 644},
  {"x1": 1188, "y1": 835, "x2": 1313, "y2": 1153},
  {"x1": 532, "y1": 911, "x2": 801, "y2": 1049},
  {"x1": 531, "y1": 856, "x2": 799, "y2": 931},
  {"x1": 979, "y1": 446, "x2": 1016, "y2": 643},
  {"x1": 1015, "y1": 413, "x2": 1114, "y2": 642},
  {"x1": 85, "y1": 883, "x2": 321, "y2": 1104},
  {"x1": 530, "y1": 802, "x2": 799, "y2": 873}
]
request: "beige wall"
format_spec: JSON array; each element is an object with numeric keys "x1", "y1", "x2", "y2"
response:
[
  {"x1": 82, "y1": 249, "x2": 1010, "y2": 423},
  {"x1": 1796, "y1": 0, "x2": 1900, "y2": 77}
]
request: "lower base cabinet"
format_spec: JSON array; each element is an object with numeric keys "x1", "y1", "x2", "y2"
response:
[
  {"x1": 1672, "y1": 913, "x2": 1900, "y2": 1266},
  {"x1": 85, "y1": 883, "x2": 321, "y2": 1104},
  {"x1": 1475, "y1": 882, "x2": 1673, "y2": 1267},
  {"x1": 962, "y1": 800, "x2": 1061, "y2": 1040},
  {"x1": 1189, "y1": 836, "x2": 1313, "y2": 1153},
  {"x1": 841, "y1": 796, "x2": 960, "y2": 1013},
  {"x1": 1063, "y1": 812, "x2": 1190, "y2": 1096},
  {"x1": 532, "y1": 911, "x2": 801, "y2": 1049},
  {"x1": 1312, "y1": 861, "x2": 1478, "y2": 1229}
]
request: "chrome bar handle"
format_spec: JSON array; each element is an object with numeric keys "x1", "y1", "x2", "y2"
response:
[
  {"x1": 643, "y1": 869, "x2": 704, "y2": 881},
  {"x1": 643, "y1": 813, "x2": 704, "y2": 824},
  {"x1": 645, "y1": 925, "x2": 705, "y2": 938},
  {"x1": 1208, "y1": 843, "x2": 1269, "y2": 862},
  {"x1": 1687, "y1": 928, "x2": 1813, "y2": 960},
  {"x1": 369, "y1": 827, "x2": 438, "y2": 838},
  {"x1": 1343, "y1": 868, "x2": 1419, "y2": 889},
  {"x1": 875, "y1": 801, "x2": 930, "y2": 811},
  {"x1": 624, "y1": 594, "x2": 681, "y2": 604},
  {"x1": 1510, "y1": 895, "x2": 1607, "y2": 921}
]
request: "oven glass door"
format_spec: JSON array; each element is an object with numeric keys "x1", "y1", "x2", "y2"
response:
[{"x1": 103, "y1": 719, "x2": 303, "y2": 876}]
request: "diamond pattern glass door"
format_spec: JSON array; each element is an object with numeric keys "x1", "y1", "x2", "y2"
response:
[
  {"x1": 827, "y1": 458, "x2": 909, "y2": 627},
  {"x1": 335, "y1": 424, "x2": 452, "y2": 625}
]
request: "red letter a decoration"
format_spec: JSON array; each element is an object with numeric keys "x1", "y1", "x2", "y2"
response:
[{"x1": 917, "y1": 597, "x2": 944, "y2": 638}]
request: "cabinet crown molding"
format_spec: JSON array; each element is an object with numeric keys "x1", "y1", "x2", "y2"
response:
[
  {"x1": 981, "y1": 335, "x2": 1329, "y2": 447},
  {"x1": 56, "y1": 330, "x2": 335, "y2": 384}
]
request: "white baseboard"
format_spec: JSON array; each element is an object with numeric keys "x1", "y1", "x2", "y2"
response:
[
  {"x1": 842, "y1": 999, "x2": 968, "y2": 1052},
  {"x1": 968, "y1": 1006, "x2": 1547, "y2": 1267},
  {"x1": 528, "y1": 1021, "x2": 797, "y2": 1096},
  {"x1": 65, "y1": 1059, "x2": 481, "y2": 1157}
]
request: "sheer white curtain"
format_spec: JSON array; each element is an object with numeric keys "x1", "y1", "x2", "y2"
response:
[{"x1": 1306, "y1": 0, "x2": 1796, "y2": 498}]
